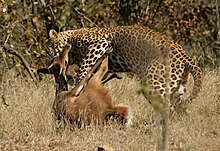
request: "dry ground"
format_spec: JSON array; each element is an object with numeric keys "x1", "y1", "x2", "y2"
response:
[{"x1": 0, "y1": 69, "x2": 220, "y2": 151}]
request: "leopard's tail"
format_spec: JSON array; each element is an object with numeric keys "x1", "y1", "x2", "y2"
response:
[{"x1": 185, "y1": 58, "x2": 203, "y2": 104}]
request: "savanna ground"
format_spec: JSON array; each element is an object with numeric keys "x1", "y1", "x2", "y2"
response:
[{"x1": 0, "y1": 69, "x2": 220, "y2": 151}]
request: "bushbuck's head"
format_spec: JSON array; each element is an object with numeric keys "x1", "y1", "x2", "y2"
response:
[
  {"x1": 48, "y1": 44, "x2": 71, "y2": 80},
  {"x1": 38, "y1": 44, "x2": 71, "y2": 78},
  {"x1": 37, "y1": 44, "x2": 74, "y2": 95}
]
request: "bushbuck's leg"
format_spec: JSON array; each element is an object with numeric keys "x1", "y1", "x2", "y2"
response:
[
  {"x1": 102, "y1": 73, "x2": 123, "y2": 84},
  {"x1": 104, "y1": 105, "x2": 132, "y2": 126},
  {"x1": 112, "y1": 105, "x2": 132, "y2": 126}
]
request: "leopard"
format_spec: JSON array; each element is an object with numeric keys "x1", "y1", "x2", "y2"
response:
[{"x1": 47, "y1": 25, "x2": 203, "y2": 115}]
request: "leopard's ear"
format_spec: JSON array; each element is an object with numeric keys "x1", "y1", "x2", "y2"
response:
[{"x1": 49, "y1": 29, "x2": 58, "y2": 40}]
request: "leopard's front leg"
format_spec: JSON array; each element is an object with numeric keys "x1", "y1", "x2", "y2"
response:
[{"x1": 76, "y1": 38, "x2": 113, "y2": 83}]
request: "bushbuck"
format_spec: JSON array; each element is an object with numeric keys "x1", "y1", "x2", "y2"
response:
[{"x1": 37, "y1": 46, "x2": 131, "y2": 127}]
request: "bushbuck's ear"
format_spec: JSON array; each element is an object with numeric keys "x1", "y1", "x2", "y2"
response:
[
  {"x1": 56, "y1": 44, "x2": 72, "y2": 78},
  {"x1": 62, "y1": 44, "x2": 72, "y2": 58},
  {"x1": 37, "y1": 68, "x2": 50, "y2": 74},
  {"x1": 60, "y1": 44, "x2": 72, "y2": 71},
  {"x1": 49, "y1": 29, "x2": 58, "y2": 40}
]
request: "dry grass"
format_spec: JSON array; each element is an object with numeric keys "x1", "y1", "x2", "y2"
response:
[{"x1": 0, "y1": 70, "x2": 220, "y2": 151}]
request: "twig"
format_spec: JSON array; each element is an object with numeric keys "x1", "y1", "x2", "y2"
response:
[
  {"x1": 67, "y1": 1, "x2": 98, "y2": 27},
  {"x1": 145, "y1": 0, "x2": 153, "y2": 16},
  {"x1": 19, "y1": 23, "x2": 38, "y2": 43},
  {"x1": 216, "y1": 0, "x2": 220, "y2": 40},
  {"x1": 1, "y1": 32, "x2": 12, "y2": 69},
  {"x1": 47, "y1": 5, "x2": 57, "y2": 21},
  {"x1": 151, "y1": 0, "x2": 163, "y2": 24},
  {"x1": 47, "y1": 4, "x2": 64, "y2": 29},
  {"x1": 2, "y1": 45, "x2": 37, "y2": 82}
]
